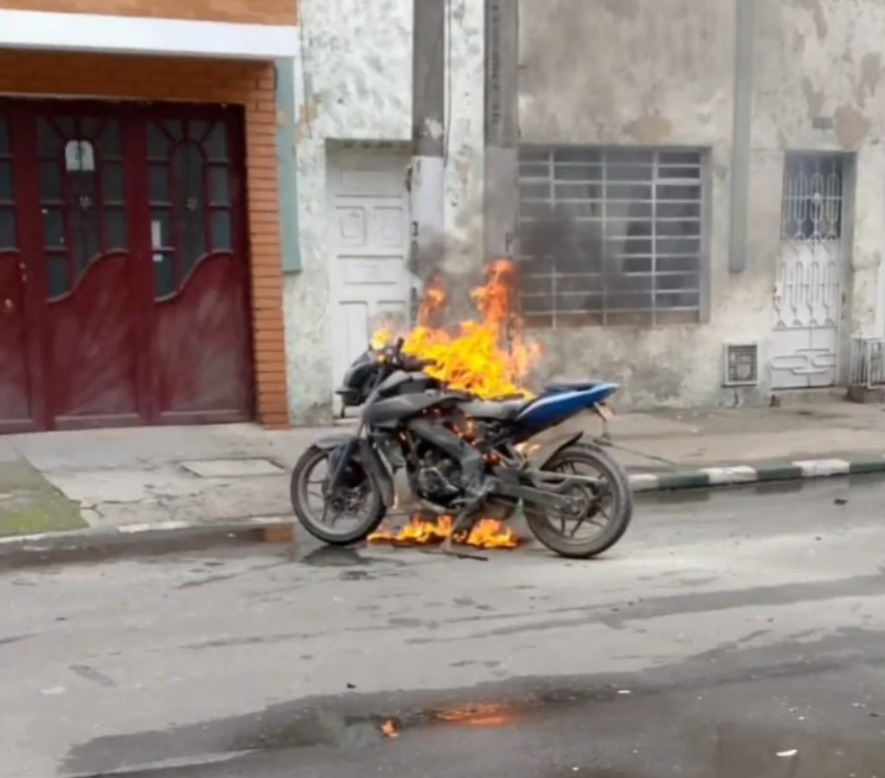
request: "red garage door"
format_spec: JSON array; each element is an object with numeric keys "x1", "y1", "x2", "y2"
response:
[{"x1": 0, "y1": 100, "x2": 254, "y2": 433}]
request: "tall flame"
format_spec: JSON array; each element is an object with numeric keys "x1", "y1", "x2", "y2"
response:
[
  {"x1": 367, "y1": 259, "x2": 540, "y2": 550},
  {"x1": 374, "y1": 259, "x2": 541, "y2": 399}
]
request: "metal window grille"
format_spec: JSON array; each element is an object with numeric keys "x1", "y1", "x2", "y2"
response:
[
  {"x1": 850, "y1": 337, "x2": 885, "y2": 389},
  {"x1": 781, "y1": 154, "x2": 843, "y2": 243},
  {"x1": 517, "y1": 147, "x2": 705, "y2": 328}
]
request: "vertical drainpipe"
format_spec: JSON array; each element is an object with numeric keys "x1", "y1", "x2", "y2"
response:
[
  {"x1": 275, "y1": 54, "x2": 302, "y2": 274},
  {"x1": 728, "y1": 0, "x2": 758, "y2": 273},
  {"x1": 483, "y1": 0, "x2": 519, "y2": 265},
  {"x1": 409, "y1": 0, "x2": 447, "y2": 323}
]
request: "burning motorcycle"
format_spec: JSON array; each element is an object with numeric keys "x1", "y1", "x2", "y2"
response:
[{"x1": 289, "y1": 338, "x2": 633, "y2": 559}]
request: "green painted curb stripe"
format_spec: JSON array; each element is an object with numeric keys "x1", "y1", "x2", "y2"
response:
[
  {"x1": 848, "y1": 459, "x2": 885, "y2": 475},
  {"x1": 654, "y1": 472, "x2": 712, "y2": 490}
]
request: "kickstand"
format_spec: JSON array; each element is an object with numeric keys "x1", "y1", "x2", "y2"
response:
[
  {"x1": 422, "y1": 502, "x2": 489, "y2": 561},
  {"x1": 422, "y1": 538, "x2": 489, "y2": 562}
]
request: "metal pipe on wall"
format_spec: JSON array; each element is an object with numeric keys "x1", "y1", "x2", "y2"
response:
[
  {"x1": 728, "y1": 0, "x2": 758, "y2": 274},
  {"x1": 409, "y1": 0, "x2": 447, "y2": 322},
  {"x1": 483, "y1": 0, "x2": 519, "y2": 262}
]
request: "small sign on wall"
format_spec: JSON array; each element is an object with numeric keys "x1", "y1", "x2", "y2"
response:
[{"x1": 64, "y1": 140, "x2": 95, "y2": 172}]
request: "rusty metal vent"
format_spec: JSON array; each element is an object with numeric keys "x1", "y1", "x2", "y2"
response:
[{"x1": 723, "y1": 343, "x2": 759, "y2": 387}]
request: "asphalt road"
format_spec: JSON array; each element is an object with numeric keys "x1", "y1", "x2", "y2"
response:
[{"x1": 3, "y1": 476, "x2": 885, "y2": 778}]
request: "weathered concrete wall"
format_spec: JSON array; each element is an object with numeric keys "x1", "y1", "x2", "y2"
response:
[
  {"x1": 284, "y1": 0, "x2": 484, "y2": 423},
  {"x1": 517, "y1": 0, "x2": 885, "y2": 409},
  {"x1": 518, "y1": 0, "x2": 746, "y2": 408},
  {"x1": 753, "y1": 0, "x2": 885, "y2": 342},
  {"x1": 284, "y1": 0, "x2": 885, "y2": 421}
]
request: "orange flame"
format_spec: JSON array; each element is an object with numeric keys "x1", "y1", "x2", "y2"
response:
[
  {"x1": 369, "y1": 258, "x2": 539, "y2": 549},
  {"x1": 368, "y1": 514, "x2": 519, "y2": 549},
  {"x1": 374, "y1": 259, "x2": 541, "y2": 400}
]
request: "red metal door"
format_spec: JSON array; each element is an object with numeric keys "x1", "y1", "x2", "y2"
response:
[
  {"x1": 0, "y1": 116, "x2": 36, "y2": 433},
  {"x1": 26, "y1": 109, "x2": 144, "y2": 429},
  {"x1": 141, "y1": 109, "x2": 253, "y2": 423},
  {"x1": 0, "y1": 101, "x2": 254, "y2": 433}
]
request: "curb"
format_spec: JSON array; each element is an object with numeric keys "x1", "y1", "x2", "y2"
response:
[
  {"x1": 2, "y1": 456, "x2": 884, "y2": 561},
  {"x1": 628, "y1": 455, "x2": 885, "y2": 492},
  {"x1": 0, "y1": 516, "x2": 293, "y2": 563}
]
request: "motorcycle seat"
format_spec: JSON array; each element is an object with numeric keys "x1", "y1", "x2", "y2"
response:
[
  {"x1": 543, "y1": 380, "x2": 604, "y2": 393},
  {"x1": 459, "y1": 398, "x2": 527, "y2": 421}
]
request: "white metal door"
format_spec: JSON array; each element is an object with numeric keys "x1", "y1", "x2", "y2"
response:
[
  {"x1": 327, "y1": 153, "x2": 411, "y2": 407},
  {"x1": 770, "y1": 154, "x2": 845, "y2": 389}
]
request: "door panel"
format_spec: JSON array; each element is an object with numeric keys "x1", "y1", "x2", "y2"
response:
[
  {"x1": 35, "y1": 113, "x2": 140, "y2": 426},
  {"x1": 771, "y1": 154, "x2": 844, "y2": 390},
  {"x1": 0, "y1": 100, "x2": 254, "y2": 434},
  {"x1": 0, "y1": 118, "x2": 34, "y2": 432},
  {"x1": 328, "y1": 156, "x2": 411, "y2": 412},
  {"x1": 146, "y1": 114, "x2": 253, "y2": 421}
]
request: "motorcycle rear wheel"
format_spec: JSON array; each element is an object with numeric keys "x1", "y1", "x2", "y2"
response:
[
  {"x1": 524, "y1": 442, "x2": 633, "y2": 559},
  {"x1": 290, "y1": 445, "x2": 387, "y2": 546}
]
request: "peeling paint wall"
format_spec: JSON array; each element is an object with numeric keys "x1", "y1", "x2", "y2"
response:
[
  {"x1": 516, "y1": 0, "x2": 885, "y2": 409},
  {"x1": 285, "y1": 0, "x2": 885, "y2": 421},
  {"x1": 753, "y1": 0, "x2": 885, "y2": 342},
  {"x1": 519, "y1": 0, "x2": 744, "y2": 409},
  {"x1": 284, "y1": 0, "x2": 484, "y2": 423}
]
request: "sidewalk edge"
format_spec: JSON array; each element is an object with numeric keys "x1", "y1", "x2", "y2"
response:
[
  {"x1": 0, "y1": 516, "x2": 293, "y2": 556},
  {"x1": 2, "y1": 456, "x2": 884, "y2": 557},
  {"x1": 629, "y1": 455, "x2": 885, "y2": 492}
]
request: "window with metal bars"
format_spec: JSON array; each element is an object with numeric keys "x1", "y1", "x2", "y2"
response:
[
  {"x1": 516, "y1": 146, "x2": 707, "y2": 328},
  {"x1": 780, "y1": 153, "x2": 844, "y2": 243}
]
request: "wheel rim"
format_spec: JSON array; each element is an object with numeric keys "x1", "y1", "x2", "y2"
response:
[
  {"x1": 297, "y1": 451, "x2": 377, "y2": 538},
  {"x1": 541, "y1": 456, "x2": 619, "y2": 544}
]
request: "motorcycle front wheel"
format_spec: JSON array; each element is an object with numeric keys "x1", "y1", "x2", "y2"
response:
[
  {"x1": 524, "y1": 442, "x2": 633, "y2": 559},
  {"x1": 290, "y1": 444, "x2": 387, "y2": 545}
]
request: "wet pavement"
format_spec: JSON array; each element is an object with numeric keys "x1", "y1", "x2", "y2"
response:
[{"x1": 3, "y1": 477, "x2": 885, "y2": 777}]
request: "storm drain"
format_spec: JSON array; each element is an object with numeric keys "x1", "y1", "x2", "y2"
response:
[{"x1": 179, "y1": 458, "x2": 286, "y2": 478}]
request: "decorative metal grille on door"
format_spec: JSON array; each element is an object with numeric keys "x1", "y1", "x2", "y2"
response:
[{"x1": 770, "y1": 154, "x2": 846, "y2": 390}]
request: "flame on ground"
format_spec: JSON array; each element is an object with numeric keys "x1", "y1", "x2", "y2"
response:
[
  {"x1": 373, "y1": 259, "x2": 541, "y2": 400},
  {"x1": 433, "y1": 702, "x2": 516, "y2": 728},
  {"x1": 368, "y1": 515, "x2": 519, "y2": 549}
]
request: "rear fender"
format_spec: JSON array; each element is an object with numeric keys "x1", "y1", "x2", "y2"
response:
[
  {"x1": 313, "y1": 434, "x2": 395, "y2": 508},
  {"x1": 526, "y1": 431, "x2": 584, "y2": 470}
]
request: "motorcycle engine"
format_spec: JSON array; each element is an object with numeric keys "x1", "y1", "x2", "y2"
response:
[{"x1": 414, "y1": 453, "x2": 462, "y2": 503}]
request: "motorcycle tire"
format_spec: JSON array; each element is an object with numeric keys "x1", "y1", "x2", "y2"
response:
[
  {"x1": 524, "y1": 442, "x2": 633, "y2": 559},
  {"x1": 290, "y1": 444, "x2": 387, "y2": 546}
]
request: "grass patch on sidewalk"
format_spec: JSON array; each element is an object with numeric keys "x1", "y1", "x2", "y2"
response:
[{"x1": 0, "y1": 459, "x2": 87, "y2": 537}]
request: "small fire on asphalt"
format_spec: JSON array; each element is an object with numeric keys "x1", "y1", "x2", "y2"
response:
[{"x1": 367, "y1": 514, "x2": 519, "y2": 549}]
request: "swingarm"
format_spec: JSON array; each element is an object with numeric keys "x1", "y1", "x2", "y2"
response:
[{"x1": 487, "y1": 469, "x2": 603, "y2": 511}]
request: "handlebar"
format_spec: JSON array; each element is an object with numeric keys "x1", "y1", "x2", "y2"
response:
[{"x1": 374, "y1": 339, "x2": 437, "y2": 371}]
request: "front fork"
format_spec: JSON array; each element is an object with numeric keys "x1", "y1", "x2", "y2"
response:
[{"x1": 322, "y1": 420, "x2": 368, "y2": 526}]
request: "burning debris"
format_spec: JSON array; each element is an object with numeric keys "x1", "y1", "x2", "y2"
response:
[{"x1": 368, "y1": 258, "x2": 539, "y2": 550}]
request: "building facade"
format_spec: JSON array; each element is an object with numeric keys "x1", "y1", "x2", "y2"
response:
[
  {"x1": 5, "y1": 0, "x2": 884, "y2": 433},
  {"x1": 0, "y1": 0, "x2": 296, "y2": 433},
  {"x1": 286, "y1": 0, "x2": 885, "y2": 422},
  {"x1": 284, "y1": 0, "x2": 486, "y2": 423}
]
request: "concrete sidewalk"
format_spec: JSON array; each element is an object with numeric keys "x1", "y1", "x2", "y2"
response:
[{"x1": 0, "y1": 401, "x2": 883, "y2": 546}]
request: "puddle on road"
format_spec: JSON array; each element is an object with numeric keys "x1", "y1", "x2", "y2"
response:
[
  {"x1": 62, "y1": 664, "x2": 885, "y2": 778},
  {"x1": 297, "y1": 546, "x2": 369, "y2": 568},
  {"x1": 230, "y1": 684, "x2": 626, "y2": 754}
]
